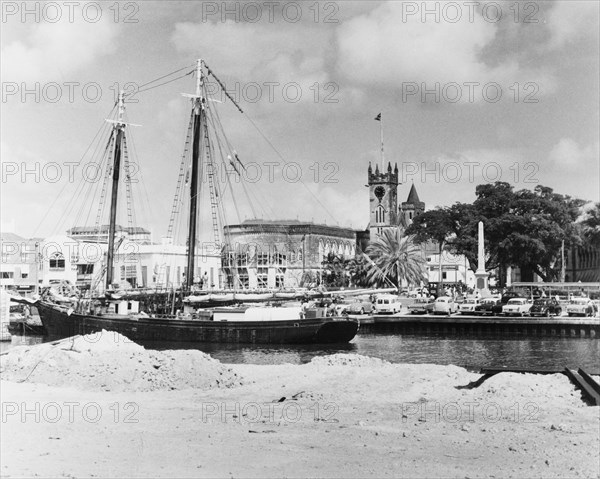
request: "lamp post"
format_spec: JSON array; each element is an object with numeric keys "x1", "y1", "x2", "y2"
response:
[
  {"x1": 34, "y1": 242, "x2": 40, "y2": 295},
  {"x1": 302, "y1": 234, "x2": 306, "y2": 275}
]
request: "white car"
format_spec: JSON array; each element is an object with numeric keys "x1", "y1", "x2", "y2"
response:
[
  {"x1": 432, "y1": 296, "x2": 457, "y2": 315},
  {"x1": 502, "y1": 298, "x2": 532, "y2": 317},
  {"x1": 374, "y1": 295, "x2": 402, "y2": 314},
  {"x1": 458, "y1": 298, "x2": 480, "y2": 315},
  {"x1": 566, "y1": 298, "x2": 597, "y2": 317}
]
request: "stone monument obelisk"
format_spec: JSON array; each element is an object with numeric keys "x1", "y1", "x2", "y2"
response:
[{"x1": 474, "y1": 221, "x2": 490, "y2": 297}]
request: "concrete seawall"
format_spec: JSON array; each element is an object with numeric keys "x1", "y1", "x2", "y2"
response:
[{"x1": 356, "y1": 315, "x2": 600, "y2": 338}]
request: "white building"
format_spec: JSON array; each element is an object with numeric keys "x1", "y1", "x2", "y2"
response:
[
  {"x1": 1, "y1": 232, "x2": 41, "y2": 294},
  {"x1": 120, "y1": 238, "x2": 221, "y2": 290},
  {"x1": 4, "y1": 232, "x2": 221, "y2": 293},
  {"x1": 425, "y1": 251, "x2": 476, "y2": 288}
]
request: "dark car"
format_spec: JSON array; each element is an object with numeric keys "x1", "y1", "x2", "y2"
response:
[
  {"x1": 491, "y1": 292, "x2": 524, "y2": 315},
  {"x1": 408, "y1": 297, "x2": 435, "y2": 314},
  {"x1": 529, "y1": 298, "x2": 562, "y2": 317},
  {"x1": 474, "y1": 298, "x2": 501, "y2": 316},
  {"x1": 343, "y1": 299, "x2": 375, "y2": 315}
]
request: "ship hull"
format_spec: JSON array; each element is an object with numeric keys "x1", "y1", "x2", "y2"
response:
[{"x1": 36, "y1": 302, "x2": 359, "y2": 344}]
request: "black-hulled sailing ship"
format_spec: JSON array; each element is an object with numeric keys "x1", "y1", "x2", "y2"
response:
[{"x1": 33, "y1": 59, "x2": 359, "y2": 344}]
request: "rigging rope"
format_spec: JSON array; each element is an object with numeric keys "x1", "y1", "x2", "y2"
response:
[
  {"x1": 135, "y1": 71, "x2": 194, "y2": 95},
  {"x1": 242, "y1": 112, "x2": 338, "y2": 225},
  {"x1": 31, "y1": 104, "x2": 117, "y2": 237}
]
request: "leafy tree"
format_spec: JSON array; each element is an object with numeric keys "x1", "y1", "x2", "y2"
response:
[
  {"x1": 580, "y1": 202, "x2": 600, "y2": 247},
  {"x1": 488, "y1": 184, "x2": 585, "y2": 281},
  {"x1": 406, "y1": 182, "x2": 588, "y2": 283},
  {"x1": 365, "y1": 227, "x2": 426, "y2": 288}
]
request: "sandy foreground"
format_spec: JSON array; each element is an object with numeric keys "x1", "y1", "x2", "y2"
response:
[{"x1": 1, "y1": 334, "x2": 599, "y2": 478}]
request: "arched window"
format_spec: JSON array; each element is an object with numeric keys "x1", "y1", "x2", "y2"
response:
[
  {"x1": 376, "y1": 205, "x2": 385, "y2": 224},
  {"x1": 49, "y1": 252, "x2": 65, "y2": 271}
]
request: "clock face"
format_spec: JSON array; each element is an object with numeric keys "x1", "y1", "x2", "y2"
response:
[{"x1": 374, "y1": 186, "x2": 385, "y2": 202}]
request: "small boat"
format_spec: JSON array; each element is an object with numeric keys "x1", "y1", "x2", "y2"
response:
[{"x1": 34, "y1": 59, "x2": 359, "y2": 344}]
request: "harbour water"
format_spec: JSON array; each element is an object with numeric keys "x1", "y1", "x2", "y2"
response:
[{"x1": 3, "y1": 334, "x2": 599, "y2": 371}]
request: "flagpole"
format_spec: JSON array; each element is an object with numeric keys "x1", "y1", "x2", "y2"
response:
[{"x1": 380, "y1": 115, "x2": 385, "y2": 169}]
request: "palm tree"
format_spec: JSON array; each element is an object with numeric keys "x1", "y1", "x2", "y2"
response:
[
  {"x1": 321, "y1": 253, "x2": 349, "y2": 288},
  {"x1": 365, "y1": 227, "x2": 427, "y2": 288},
  {"x1": 346, "y1": 254, "x2": 371, "y2": 287}
]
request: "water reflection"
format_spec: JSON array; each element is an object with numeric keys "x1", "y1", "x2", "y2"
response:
[
  {"x1": 137, "y1": 340, "x2": 358, "y2": 365},
  {"x1": 2, "y1": 334, "x2": 598, "y2": 371}
]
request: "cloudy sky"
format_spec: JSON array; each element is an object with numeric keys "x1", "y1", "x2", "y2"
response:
[{"x1": 1, "y1": 0, "x2": 599, "y2": 241}]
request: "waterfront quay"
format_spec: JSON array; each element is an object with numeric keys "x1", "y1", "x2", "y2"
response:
[{"x1": 357, "y1": 314, "x2": 600, "y2": 338}]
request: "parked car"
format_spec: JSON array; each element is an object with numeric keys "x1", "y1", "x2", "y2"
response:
[
  {"x1": 491, "y1": 293, "x2": 525, "y2": 315},
  {"x1": 432, "y1": 296, "x2": 457, "y2": 315},
  {"x1": 474, "y1": 298, "x2": 501, "y2": 316},
  {"x1": 374, "y1": 294, "x2": 402, "y2": 314},
  {"x1": 529, "y1": 298, "x2": 563, "y2": 317},
  {"x1": 502, "y1": 298, "x2": 533, "y2": 317},
  {"x1": 344, "y1": 299, "x2": 375, "y2": 315},
  {"x1": 458, "y1": 298, "x2": 480, "y2": 315},
  {"x1": 408, "y1": 297, "x2": 435, "y2": 314},
  {"x1": 566, "y1": 298, "x2": 597, "y2": 317}
]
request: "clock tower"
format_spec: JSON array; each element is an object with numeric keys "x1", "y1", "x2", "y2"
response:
[{"x1": 368, "y1": 162, "x2": 399, "y2": 238}]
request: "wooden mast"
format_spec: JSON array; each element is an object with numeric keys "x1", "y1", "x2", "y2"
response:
[
  {"x1": 106, "y1": 91, "x2": 126, "y2": 289},
  {"x1": 186, "y1": 59, "x2": 204, "y2": 290}
]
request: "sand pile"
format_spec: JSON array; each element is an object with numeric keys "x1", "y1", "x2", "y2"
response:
[
  {"x1": 0, "y1": 330, "x2": 243, "y2": 392},
  {"x1": 310, "y1": 353, "x2": 391, "y2": 367}
]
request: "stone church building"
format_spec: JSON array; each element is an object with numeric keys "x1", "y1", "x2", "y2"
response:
[{"x1": 222, "y1": 162, "x2": 426, "y2": 289}]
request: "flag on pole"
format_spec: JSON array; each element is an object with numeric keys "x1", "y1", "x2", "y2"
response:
[{"x1": 375, "y1": 113, "x2": 384, "y2": 167}]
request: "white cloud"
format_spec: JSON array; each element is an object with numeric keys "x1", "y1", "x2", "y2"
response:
[
  {"x1": 171, "y1": 20, "x2": 333, "y2": 112},
  {"x1": 1, "y1": 12, "x2": 118, "y2": 83},
  {"x1": 545, "y1": 1, "x2": 600, "y2": 50},
  {"x1": 335, "y1": 1, "x2": 556, "y2": 100},
  {"x1": 549, "y1": 138, "x2": 599, "y2": 167}
]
